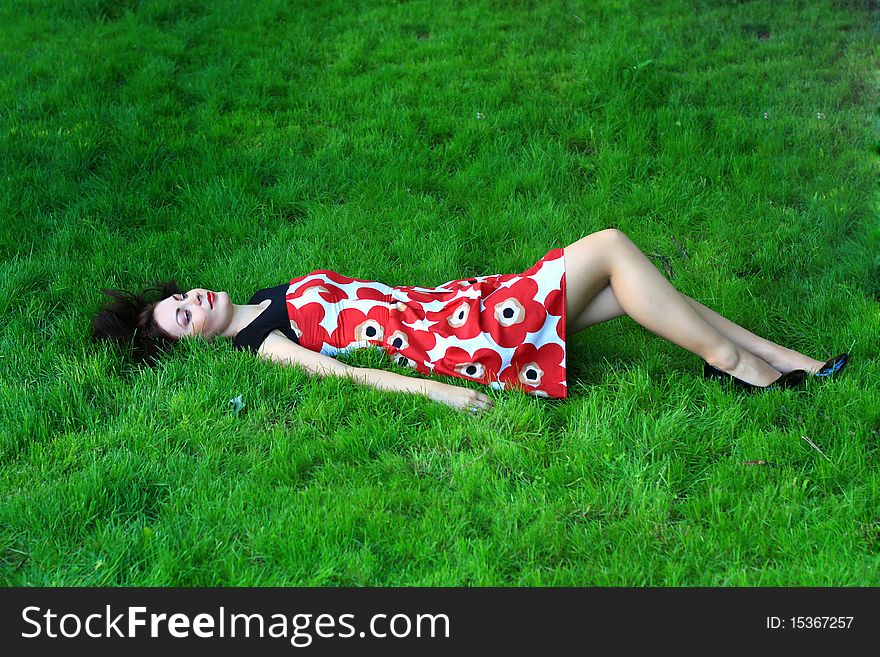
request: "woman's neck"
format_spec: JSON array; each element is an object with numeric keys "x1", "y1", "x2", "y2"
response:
[{"x1": 219, "y1": 299, "x2": 272, "y2": 340}]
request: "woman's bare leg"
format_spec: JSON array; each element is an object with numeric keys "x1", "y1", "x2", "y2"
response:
[
  {"x1": 563, "y1": 228, "x2": 790, "y2": 386},
  {"x1": 679, "y1": 295, "x2": 826, "y2": 374},
  {"x1": 568, "y1": 282, "x2": 826, "y2": 374}
]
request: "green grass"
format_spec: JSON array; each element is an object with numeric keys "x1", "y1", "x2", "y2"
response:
[{"x1": 1, "y1": 0, "x2": 878, "y2": 585}]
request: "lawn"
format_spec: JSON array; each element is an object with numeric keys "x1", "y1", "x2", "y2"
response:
[{"x1": 1, "y1": 0, "x2": 878, "y2": 585}]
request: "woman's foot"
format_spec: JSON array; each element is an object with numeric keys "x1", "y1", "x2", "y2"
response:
[
  {"x1": 763, "y1": 347, "x2": 827, "y2": 375},
  {"x1": 704, "y1": 361, "x2": 807, "y2": 391}
]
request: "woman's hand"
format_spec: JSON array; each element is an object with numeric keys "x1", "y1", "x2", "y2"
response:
[{"x1": 427, "y1": 381, "x2": 495, "y2": 414}]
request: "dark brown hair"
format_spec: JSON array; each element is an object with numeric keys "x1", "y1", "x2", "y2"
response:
[{"x1": 90, "y1": 280, "x2": 184, "y2": 366}]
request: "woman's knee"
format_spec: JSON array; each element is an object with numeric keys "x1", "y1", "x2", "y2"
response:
[{"x1": 598, "y1": 227, "x2": 633, "y2": 247}]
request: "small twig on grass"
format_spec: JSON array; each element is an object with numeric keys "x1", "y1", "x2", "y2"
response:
[
  {"x1": 670, "y1": 235, "x2": 690, "y2": 259},
  {"x1": 647, "y1": 253, "x2": 674, "y2": 278},
  {"x1": 463, "y1": 449, "x2": 488, "y2": 468},
  {"x1": 451, "y1": 448, "x2": 488, "y2": 483},
  {"x1": 742, "y1": 460, "x2": 778, "y2": 467},
  {"x1": 801, "y1": 435, "x2": 831, "y2": 462}
]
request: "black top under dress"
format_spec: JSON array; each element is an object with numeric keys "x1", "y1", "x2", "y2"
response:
[{"x1": 231, "y1": 283, "x2": 300, "y2": 354}]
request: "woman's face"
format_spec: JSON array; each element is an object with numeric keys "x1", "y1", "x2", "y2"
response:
[{"x1": 153, "y1": 288, "x2": 228, "y2": 340}]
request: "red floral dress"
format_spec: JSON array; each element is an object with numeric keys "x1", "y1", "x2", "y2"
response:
[{"x1": 284, "y1": 247, "x2": 568, "y2": 398}]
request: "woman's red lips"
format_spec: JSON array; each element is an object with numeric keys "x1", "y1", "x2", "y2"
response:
[{"x1": 208, "y1": 292, "x2": 214, "y2": 308}]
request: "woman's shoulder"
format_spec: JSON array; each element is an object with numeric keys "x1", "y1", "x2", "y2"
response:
[{"x1": 248, "y1": 283, "x2": 290, "y2": 304}]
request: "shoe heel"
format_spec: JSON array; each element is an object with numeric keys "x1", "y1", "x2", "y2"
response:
[
  {"x1": 774, "y1": 369, "x2": 807, "y2": 389},
  {"x1": 703, "y1": 361, "x2": 729, "y2": 381}
]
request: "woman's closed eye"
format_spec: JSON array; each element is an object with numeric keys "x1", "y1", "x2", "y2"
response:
[{"x1": 175, "y1": 294, "x2": 191, "y2": 325}]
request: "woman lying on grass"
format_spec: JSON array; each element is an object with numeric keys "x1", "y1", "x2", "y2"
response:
[{"x1": 91, "y1": 228, "x2": 849, "y2": 413}]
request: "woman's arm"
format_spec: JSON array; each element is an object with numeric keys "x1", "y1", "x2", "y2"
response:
[
  {"x1": 256, "y1": 331, "x2": 494, "y2": 413},
  {"x1": 348, "y1": 367, "x2": 494, "y2": 413}
]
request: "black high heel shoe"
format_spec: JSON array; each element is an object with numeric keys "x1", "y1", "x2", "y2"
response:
[
  {"x1": 703, "y1": 361, "x2": 807, "y2": 392},
  {"x1": 811, "y1": 353, "x2": 849, "y2": 379}
]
